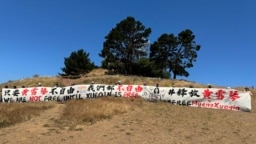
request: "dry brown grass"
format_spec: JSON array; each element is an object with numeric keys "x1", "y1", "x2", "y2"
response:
[
  {"x1": 1, "y1": 68, "x2": 214, "y2": 88},
  {"x1": 0, "y1": 102, "x2": 55, "y2": 128},
  {"x1": 54, "y1": 97, "x2": 145, "y2": 129},
  {"x1": 0, "y1": 91, "x2": 254, "y2": 144},
  {"x1": 0, "y1": 68, "x2": 255, "y2": 143}
]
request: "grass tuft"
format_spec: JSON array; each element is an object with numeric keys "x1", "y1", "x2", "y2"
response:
[
  {"x1": 0, "y1": 102, "x2": 55, "y2": 128},
  {"x1": 55, "y1": 97, "x2": 144, "y2": 128}
]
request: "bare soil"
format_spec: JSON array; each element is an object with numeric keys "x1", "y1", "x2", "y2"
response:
[
  {"x1": 1, "y1": 69, "x2": 255, "y2": 144},
  {"x1": 0, "y1": 100, "x2": 255, "y2": 144}
]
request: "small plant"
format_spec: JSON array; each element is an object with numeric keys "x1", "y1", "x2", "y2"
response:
[
  {"x1": 33, "y1": 74, "x2": 40, "y2": 78},
  {"x1": 0, "y1": 102, "x2": 54, "y2": 128}
]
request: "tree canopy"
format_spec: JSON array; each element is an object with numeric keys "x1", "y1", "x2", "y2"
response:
[
  {"x1": 150, "y1": 29, "x2": 201, "y2": 79},
  {"x1": 60, "y1": 16, "x2": 201, "y2": 80},
  {"x1": 99, "y1": 16, "x2": 151, "y2": 75},
  {"x1": 60, "y1": 49, "x2": 95, "y2": 76}
]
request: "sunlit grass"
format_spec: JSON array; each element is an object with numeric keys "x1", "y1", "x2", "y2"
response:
[
  {"x1": 0, "y1": 68, "x2": 255, "y2": 132},
  {"x1": 55, "y1": 97, "x2": 145, "y2": 129},
  {"x1": 0, "y1": 102, "x2": 55, "y2": 128},
  {"x1": 1, "y1": 68, "x2": 212, "y2": 88}
]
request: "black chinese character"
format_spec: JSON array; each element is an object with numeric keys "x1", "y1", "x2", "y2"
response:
[
  {"x1": 168, "y1": 89, "x2": 175, "y2": 95},
  {"x1": 189, "y1": 90, "x2": 200, "y2": 97},
  {"x1": 177, "y1": 88, "x2": 187, "y2": 97}
]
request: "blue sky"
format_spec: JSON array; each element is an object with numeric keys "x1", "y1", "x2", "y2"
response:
[{"x1": 0, "y1": 0, "x2": 255, "y2": 87}]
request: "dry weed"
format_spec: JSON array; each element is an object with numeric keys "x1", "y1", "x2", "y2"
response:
[
  {"x1": 0, "y1": 102, "x2": 55, "y2": 128},
  {"x1": 55, "y1": 97, "x2": 145, "y2": 129}
]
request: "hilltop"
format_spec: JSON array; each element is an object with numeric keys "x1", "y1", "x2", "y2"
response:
[
  {"x1": 0, "y1": 68, "x2": 235, "y2": 89},
  {"x1": 0, "y1": 68, "x2": 255, "y2": 144}
]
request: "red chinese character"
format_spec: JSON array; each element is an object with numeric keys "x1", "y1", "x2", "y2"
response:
[
  {"x1": 40, "y1": 88, "x2": 48, "y2": 95},
  {"x1": 229, "y1": 91, "x2": 240, "y2": 101},
  {"x1": 117, "y1": 85, "x2": 123, "y2": 91},
  {"x1": 31, "y1": 87, "x2": 38, "y2": 95},
  {"x1": 135, "y1": 85, "x2": 143, "y2": 92},
  {"x1": 215, "y1": 89, "x2": 226, "y2": 100},
  {"x1": 203, "y1": 89, "x2": 213, "y2": 99},
  {"x1": 22, "y1": 88, "x2": 29, "y2": 96},
  {"x1": 126, "y1": 85, "x2": 133, "y2": 91}
]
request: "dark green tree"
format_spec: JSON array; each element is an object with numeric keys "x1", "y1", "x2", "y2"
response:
[
  {"x1": 60, "y1": 49, "x2": 95, "y2": 76},
  {"x1": 150, "y1": 29, "x2": 201, "y2": 79},
  {"x1": 99, "y1": 16, "x2": 151, "y2": 75},
  {"x1": 134, "y1": 58, "x2": 169, "y2": 78}
]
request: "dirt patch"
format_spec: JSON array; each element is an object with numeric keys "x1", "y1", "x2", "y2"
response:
[{"x1": 1, "y1": 100, "x2": 255, "y2": 144}]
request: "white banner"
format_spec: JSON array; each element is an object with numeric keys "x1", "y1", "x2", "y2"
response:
[{"x1": 1, "y1": 84, "x2": 251, "y2": 112}]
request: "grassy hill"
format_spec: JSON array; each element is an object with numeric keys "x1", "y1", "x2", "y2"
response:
[
  {"x1": 0, "y1": 68, "x2": 255, "y2": 143},
  {"x1": 0, "y1": 68, "x2": 234, "y2": 89}
]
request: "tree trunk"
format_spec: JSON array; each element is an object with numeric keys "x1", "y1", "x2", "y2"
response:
[{"x1": 173, "y1": 72, "x2": 177, "y2": 79}]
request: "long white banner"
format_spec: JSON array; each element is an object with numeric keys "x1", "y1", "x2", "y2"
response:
[{"x1": 1, "y1": 84, "x2": 252, "y2": 112}]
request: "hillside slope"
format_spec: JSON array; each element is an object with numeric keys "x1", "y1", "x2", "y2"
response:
[
  {"x1": 1, "y1": 68, "x2": 227, "y2": 88},
  {"x1": 0, "y1": 68, "x2": 255, "y2": 144}
]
